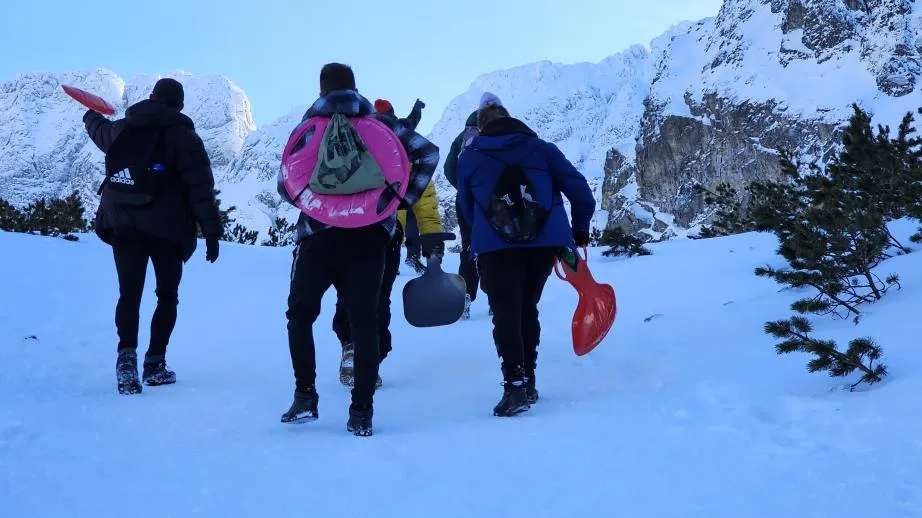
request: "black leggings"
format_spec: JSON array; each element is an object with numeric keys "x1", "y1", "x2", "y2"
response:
[
  {"x1": 332, "y1": 223, "x2": 403, "y2": 360},
  {"x1": 477, "y1": 247, "x2": 557, "y2": 380},
  {"x1": 286, "y1": 227, "x2": 389, "y2": 406},
  {"x1": 112, "y1": 235, "x2": 184, "y2": 362}
]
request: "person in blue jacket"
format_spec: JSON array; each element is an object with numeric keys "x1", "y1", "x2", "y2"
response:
[{"x1": 456, "y1": 96, "x2": 596, "y2": 417}]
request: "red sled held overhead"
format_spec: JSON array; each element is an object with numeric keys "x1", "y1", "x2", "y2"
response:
[
  {"x1": 554, "y1": 247, "x2": 616, "y2": 356},
  {"x1": 61, "y1": 84, "x2": 116, "y2": 115}
]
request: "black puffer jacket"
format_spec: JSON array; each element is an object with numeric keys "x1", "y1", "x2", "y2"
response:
[{"x1": 84, "y1": 100, "x2": 221, "y2": 261}]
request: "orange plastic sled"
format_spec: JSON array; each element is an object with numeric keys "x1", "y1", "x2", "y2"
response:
[
  {"x1": 554, "y1": 247, "x2": 616, "y2": 356},
  {"x1": 61, "y1": 85, "x2": 115, "y2": 115}
]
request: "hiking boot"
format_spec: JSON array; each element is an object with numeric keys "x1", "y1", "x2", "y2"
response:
[
  {"x1": 339, "y1": 342, "x2": 355, "y2": 387},
  {"x1": 281, "y1": 388, "x2": 319, "y2": 424},
  {"x1": 525, "y1": 373, "x2": 539, "y2": 404},
  {"x1": 116, "y1": 350, "x2": 142, "y2": 395},
  {"x1": 347, "y1": 404, "x2": 373, "y2": 437},
  {"x1": 405, "y1": 255, "x2": 426, "y2": 275},
  {"x1": 461, "y1": 293, "x2": 472, "y2": 320},
  {"x1": 493, "y1": 380, "x2": 530, "y2": 417},
  {"x1": 142, "y1": 359, "x2": 176, "y2": 386}
]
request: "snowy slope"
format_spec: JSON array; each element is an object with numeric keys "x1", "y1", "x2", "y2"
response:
[{"x1": 2, "y1": 221, "x2": 921, "y2": 517}]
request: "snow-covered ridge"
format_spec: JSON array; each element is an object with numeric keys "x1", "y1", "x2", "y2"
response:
[
  {"x1": 0, "y1": 68, "x2": 255, "y2": 223},
  {"x1": 4, "y1": 0, "x2": 922, "y2": 241}
]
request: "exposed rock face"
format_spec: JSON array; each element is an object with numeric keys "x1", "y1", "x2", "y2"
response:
[
  {"x1": 600, "y1": 0, "x2": 922, "y2": 239},
  {"x1": 632, "y1": 94, "x2": 840, "y2": 229}
]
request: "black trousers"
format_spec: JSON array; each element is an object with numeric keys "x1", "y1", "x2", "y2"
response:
[
  {"x1": 331, "y1": 223, "x2": 403, "y2": 361},
  {"x1": 111, "y1": 234, "x2": 184, "y2": 362},
  {"x1": 456, "y1": 194, "x2": 481, "y2": 301},
  {"x1": 478, "y1": 247, "x2": 557, "y2": 380},
  {"x1": 286, "y1": 226, "x2": 388, "y2": 407},
  {"x1": 404, "y1": 209, "x2": 421, "y2": 258}
]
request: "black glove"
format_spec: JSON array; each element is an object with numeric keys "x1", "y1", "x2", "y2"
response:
[
  {"x1": 573, "y1": 229, "x2": 591, "y2": 248},
  {"x1": 414, "y1": 99, "x2": 426, "y2": 110},
  {"x1": 205, "y1": 235, "x2": 220, "y2": 263}
]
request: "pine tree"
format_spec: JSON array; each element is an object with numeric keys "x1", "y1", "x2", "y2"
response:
[
  {"x1": 21, "y1": 199, "x2": 56, "y2": 236},
  {"x1": 225, "y1": 223, "x2": 258, "y2": 245},
  {"x1": 215, "y1": 189, "x2": 237, "y2": 234},
  {"x1": 764, "y1": 316, "x2": 887, "y2": 390},
  {"x1": 599, "y1": 227, "x2": 652, "y2": 257},
  {"x1": 828, "y1": 105, "x2": 920, "y2": 256},
  {"x1": 47, "y1": 191, "x2": 89, "y2": 237},
  {"x1": 693, "y1": 182, "x2": 755, "y2": 238},
  {"x1": 750, "y1": 140, "x2": 900, "y2": 322},
  {"x1": 13, "y1": 191, "x2": 89, "y2": 239},
  {"x1": 261, "y1": 217, "x2": 297, "y2": 247},
  {"x1": 589, "y1": 227, "x2": 603, "y2": 247},
  {"x1": 0, "y1": 197, "x2": 25, "y2": 232}
]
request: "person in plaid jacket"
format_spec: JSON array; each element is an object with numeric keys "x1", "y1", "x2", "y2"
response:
[{"x1": 276, "y1": 63, "x2": 439, "y2": 437}]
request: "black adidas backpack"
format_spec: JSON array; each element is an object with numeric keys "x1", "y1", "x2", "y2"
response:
[
  {"x1": 475, "y1": 150, "x2": 549, "y2": 243},
  {"x1": 99, "y1": 127, "x2": 174, "y2": 207}
]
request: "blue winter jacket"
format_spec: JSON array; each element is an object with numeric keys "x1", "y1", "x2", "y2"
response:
[{"x1": 456, "y1": 117, "x2": 596, "y2": 256}]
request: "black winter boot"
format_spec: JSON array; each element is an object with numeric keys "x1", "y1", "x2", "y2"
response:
[
  {"x1": 525, "y1": 370, "x2": 539, "y2": 404},
  {"x1": 347, "y1": 404, "x2": 373, "y2": 437},
  {"x1": 281, "y1": 388, "x2": 319, "y2": 424},
  {"x1": 142, "y1": 356, "x2": 176, "y2": 386},
  {"x1": 116, "y1": 349, "x2": 142, "y2": 395},
  {"x1": 493, "y1": 367, "x2": 531, "y2": 417}
]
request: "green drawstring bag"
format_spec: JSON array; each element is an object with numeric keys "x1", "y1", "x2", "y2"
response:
[{"x1": 309, "y1": 113, "x2": 387, "y2": 195}]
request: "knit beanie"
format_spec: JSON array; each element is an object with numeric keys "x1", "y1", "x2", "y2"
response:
[
  {"x1": 478, "y1": 92, "x2": 503, "y2": 110},
  {"x1": 150, "y1": 78, "x2": 184, "y2": 109},
  {"x1": 374, "y1": 99, "x2": 394, "y2": 114}
]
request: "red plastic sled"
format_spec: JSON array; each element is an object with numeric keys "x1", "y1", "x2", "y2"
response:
[
  {"x1": 61, "y1": 84, "x2": 116, "y2": 115},
  {"x1": 554, "y1": 247, "x2": 616, "y2": 356}
]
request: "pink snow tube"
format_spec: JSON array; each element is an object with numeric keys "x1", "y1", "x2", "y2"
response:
[{"x1": 280, "y1": 116, "x2": 410, "y2": 228}]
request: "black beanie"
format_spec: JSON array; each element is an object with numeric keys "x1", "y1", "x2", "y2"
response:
[{"x1": 150, "y1": 78, "x2": 184, "y2": 109}]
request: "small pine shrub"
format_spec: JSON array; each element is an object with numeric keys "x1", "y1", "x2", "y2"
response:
[{"x1": 599, "y1": 227, "x2": 651, "y2": 257}]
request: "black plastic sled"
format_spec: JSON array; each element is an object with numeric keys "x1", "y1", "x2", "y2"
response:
[{"x1": 403, "y1": 232, "x2": 467, "y2": 328}]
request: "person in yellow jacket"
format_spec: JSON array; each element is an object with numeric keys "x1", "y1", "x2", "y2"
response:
[{"x1": 332, "y1": 150, "x2": 444, "y2": 387}]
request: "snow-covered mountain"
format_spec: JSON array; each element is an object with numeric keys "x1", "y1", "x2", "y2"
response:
[
  {"x1": 4, "y1": 0, "x2": 922, "y2": 241},
  {"x1": 429, "y1": 0, "x2": 922, "y2": 239},
  {"x1": 0, "y1": 69, "x2": 255, "y2": 222}
]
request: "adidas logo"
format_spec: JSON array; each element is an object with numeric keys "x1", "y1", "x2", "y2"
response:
[{"x1": 110, "y1": 169, "x2": 135, "y2": 186}]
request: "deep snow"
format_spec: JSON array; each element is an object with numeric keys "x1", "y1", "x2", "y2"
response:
[{"x1": 2, "y1": 222, "x2": 921, "y2": 517}]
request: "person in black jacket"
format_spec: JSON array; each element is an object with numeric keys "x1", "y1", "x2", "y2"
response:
[
  {"x1": 83, "y1": 78, "x2": 222, "y2": 395},
  {"x1": 277, "y1": 64, "x2": 439, "y2": 437}
]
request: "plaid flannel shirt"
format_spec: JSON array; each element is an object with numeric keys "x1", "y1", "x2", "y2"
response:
[{"x1": 277, "y1": 90, "x2": 440, "y2": 242}]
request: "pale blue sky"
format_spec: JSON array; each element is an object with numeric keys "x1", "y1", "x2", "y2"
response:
[{"x1": 0, "y1": 0, "x2": 722, "y2": 133}]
